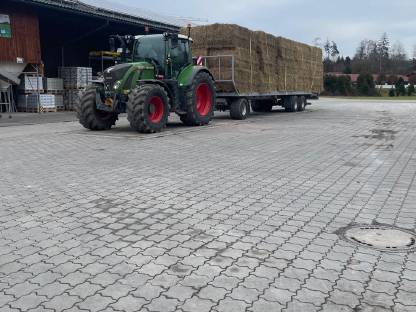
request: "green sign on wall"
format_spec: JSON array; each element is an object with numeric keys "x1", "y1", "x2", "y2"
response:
[{"x1": 0, "y1": 14, "x2": 11, "y2": 38}]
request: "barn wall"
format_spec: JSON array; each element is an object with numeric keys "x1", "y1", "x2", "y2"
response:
[{"x1": 0, "y1": 1, "x2": 41, "y2": 63}]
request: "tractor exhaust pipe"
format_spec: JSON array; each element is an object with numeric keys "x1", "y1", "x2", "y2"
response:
[{"x1": 187, "y1": 23, "x2": 192, "y2": 39}]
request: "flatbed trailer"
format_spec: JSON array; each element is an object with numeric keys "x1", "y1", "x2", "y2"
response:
[{"x1": 197, "y1": 55, "x2": 317, "y2": 120}]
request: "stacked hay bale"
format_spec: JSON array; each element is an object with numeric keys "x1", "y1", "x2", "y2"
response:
[{"x1": 182, "y1": 24, "x2": 323, "y2": 94}]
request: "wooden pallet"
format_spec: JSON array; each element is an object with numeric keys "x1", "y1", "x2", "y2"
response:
[
  {"x1": 47, "y1": 90, "x2": 64, "y2": 94},
  {"x1": 18, "y1": 89, "x2": 45, "y2": 94},
  {"x1": 64, "y1": 86, "x2": 87, "y2": 90},
  {"x1": 18, "y1": 106, "x2": 58, "y2": 113}
]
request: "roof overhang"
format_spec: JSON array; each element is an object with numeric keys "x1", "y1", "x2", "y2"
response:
[
  {"x1": 134, "y1": 34, "x2": 193, "y2": 42},
  {"x1": 10, "y1": 0, "x2": 181, "y2": 33}
]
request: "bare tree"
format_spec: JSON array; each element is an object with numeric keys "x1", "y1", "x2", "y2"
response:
[{"x1": 391, "y1": 41, "x2": 407, "y2": 60}]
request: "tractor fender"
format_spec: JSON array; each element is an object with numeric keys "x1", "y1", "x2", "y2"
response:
[{"x1": 177, "y1": 65, "x2": 215, "y2": 88}]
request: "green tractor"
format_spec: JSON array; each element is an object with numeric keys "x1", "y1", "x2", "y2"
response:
[{"x1": 77, "y1": 33, "x2": 216, "y2": 133}]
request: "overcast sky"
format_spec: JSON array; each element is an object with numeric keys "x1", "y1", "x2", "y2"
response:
[{"x1": 117, "y1": 0, "x2": 416, "y2": 58}]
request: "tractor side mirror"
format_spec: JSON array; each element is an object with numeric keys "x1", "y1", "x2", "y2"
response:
[{"x1": 109, "y1": 37, "x2": 116, "y2": 52}]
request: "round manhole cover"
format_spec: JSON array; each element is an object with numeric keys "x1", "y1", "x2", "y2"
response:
[{"x1": 339, "y1": 224, "x2": 416, "y2": 252}]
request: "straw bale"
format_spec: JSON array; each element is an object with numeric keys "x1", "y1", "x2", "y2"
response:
[{"x1": 181, "y1": 24, "x2": 323, "y2": 94}]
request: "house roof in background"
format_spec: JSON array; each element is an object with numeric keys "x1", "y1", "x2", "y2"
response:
[{"x1": 326, "y1": 72, "x2": 410, "y2": 83}]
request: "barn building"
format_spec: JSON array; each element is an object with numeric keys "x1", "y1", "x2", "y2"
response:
[{"x1": 0, "y1": 0, "x2": 181, "y2": 112}]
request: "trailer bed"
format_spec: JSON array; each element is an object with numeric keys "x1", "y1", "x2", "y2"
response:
[{"x1": 197, "y1": 55, "x2": 317, "y2": 119}]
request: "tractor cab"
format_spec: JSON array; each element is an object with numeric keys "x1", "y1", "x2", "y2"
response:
[{"x1": 133, "y1": 33, "x2": 193, "y2": 79}]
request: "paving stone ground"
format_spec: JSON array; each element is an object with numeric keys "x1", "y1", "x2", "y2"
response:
[{"x1": 1, "y1": 98, "x2": 416, "y2": 312}]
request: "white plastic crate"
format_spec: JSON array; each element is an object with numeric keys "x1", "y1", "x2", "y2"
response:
[
  {"x1": 18, "y1": 94, "x2": 61, "y2": 112},
  {"x1": 55, "y1": 95, "x2": 64, "y2": 109},
  {"x1": 64, "y1": 89, "x2": 84, "y2": 111},
  {"x1": 19, "y1": 76, "x2": 43, "y2": 92},
  {"x1": 44, "y1": 78, "x2": 64, "y2": 91},
  {"x1": 59, "y1": 67, "x2": 92, "y2": 89}
]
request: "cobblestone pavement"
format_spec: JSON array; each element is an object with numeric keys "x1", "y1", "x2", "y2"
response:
[{"x1": 1, "y1": 98, "x2": 416, "y2": 312}]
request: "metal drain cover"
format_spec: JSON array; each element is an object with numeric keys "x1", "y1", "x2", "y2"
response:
[{"x1": 339, "y1": 224, "x2": 416, "y2": 252}]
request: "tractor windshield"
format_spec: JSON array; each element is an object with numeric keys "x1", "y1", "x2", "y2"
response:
[{"x1": 134, "y1": 36, "x2": 165, "y2": 71}]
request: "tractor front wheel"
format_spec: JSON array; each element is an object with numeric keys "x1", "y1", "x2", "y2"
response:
[
  {"x1": 77, "y1": 87, "x2": 118, "y2": 130},
  {"x1": 181, "y1": 72, "x2": 215, "y2": 126},
  {"x1": 127, "y1": 85, "x2": 169, "y2": 133}
]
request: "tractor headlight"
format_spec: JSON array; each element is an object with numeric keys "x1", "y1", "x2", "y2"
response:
[{"x1": 113, "y1": 80, "x2": 122, "y2": 90}]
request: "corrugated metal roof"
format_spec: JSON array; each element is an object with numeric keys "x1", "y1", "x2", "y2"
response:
[
  {"x1": 12, "y1": 0, "x2": 182, "y2": 32},
  {"x1": 80, "y1": 0, "x2": 182, "y2": 27}
]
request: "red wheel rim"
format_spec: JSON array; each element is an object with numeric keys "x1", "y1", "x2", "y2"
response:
[
  {"x1": 148, "y1": 96, "x2": 164, "y2": 123},
  {"x1": 196, "y1": 83, "x2": 212, "y2": 116}
]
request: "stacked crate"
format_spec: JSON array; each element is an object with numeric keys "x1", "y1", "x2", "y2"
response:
[
  {"x1": 64, "y1": 90, "x2": 84, "y2": 111},
  {"x1": 18, "y1": 75, "x2": 44, "y2": 93},
  {"x1": 59, "y1": 67, "x2": 92, "y2": 111},
  {"x1": 17, "y1": 75, "x2": 66, "y2": 112},
  {"x1": 44, "y1": 78, "x2": 64, "y2": 92},
  {"x1": 17, "y1": 94, "x2": 59, "y2": 112},
  {"x1": 17, "y1": 75, "x2": 44, "y2": 112},
  {"x1": 44, "y1": 78, "x2": 64, "y2": 111}
]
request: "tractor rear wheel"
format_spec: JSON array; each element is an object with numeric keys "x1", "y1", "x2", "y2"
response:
[
  {"x1": 127, "y1": 84, "x2": 169, "y2": 133},
  {"x1": 181, "y1": 72, "x2": 215, "y2": 126},
  {"x1": 230, "y1": 98, "x2": 250, "y2": 120},
  {"x1": 77, "y1": 87, "x2": 118, "y2": 130}
]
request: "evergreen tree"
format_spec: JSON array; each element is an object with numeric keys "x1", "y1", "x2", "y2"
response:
[
  {"x1": 331, "y1": 41, "x2": 340, "y2": 60},
  {"x1": 343, "y1": 56, "x2": 352, "y2": 74},
  {"x1": 395, "y1": 77, "x2": 406, "y2": 96},
  {"x1": 377, "y1": 33, "x2": 390, "y2": 73},
  {"x1": 324, "y1": 39, "x2": 331, "y2": 60},
  {"x1": 407, "y1": 84, "x2": 415, "y2": 96},
  {"x1": 357, "y1": 74, "x2": 376, "y2": 95}
]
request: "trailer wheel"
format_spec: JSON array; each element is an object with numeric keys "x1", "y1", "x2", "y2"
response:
[
  {"x1": 230, "y1": 98, "x2": 250, "y2": 120},
  {"x1": 127, "y1": 84, "x2": 169, "y2": 133},
  {"x1": 78, "y1": 87, "x2": 118, "y2": 130},
  {"x1": 181, "y1": 72, "x2": 215, "y2": 126},
  {"x1": 284, "y1": 96, "x2": 298, "y2": 112},
  {"x1": 298, "y1": 96, "x2": 306, "y2": 112}
]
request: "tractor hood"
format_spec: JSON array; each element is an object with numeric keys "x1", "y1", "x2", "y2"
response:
[
  {"x1": 103, "y1": 62, "x2": 155, "y2": 93},
  {"x1": 103, "y1": 63, "x2": 132, "y2": 89}
]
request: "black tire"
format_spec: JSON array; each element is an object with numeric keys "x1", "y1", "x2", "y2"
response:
[
  {"x1": 127, "y1": 84, "x2": 169, "y2": 133},
  {"x1": 181, "y1": 72, "x2": 215, "y2": 126},
  {"x1": 230, "y1": 98, "x2": 250, "y2": 120},
  {"x1": 284, "y1": 96, "x2": 298, "y2": 112},
  {"x1": 251, "y1": 100, "x2": 273, "y2": 112},
  {"x1": 77, "y1": 87, "x2": 118, "y2": 130},
  {"x1": 297, "y1": 96, "x2": 306, "y2": 112}
]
